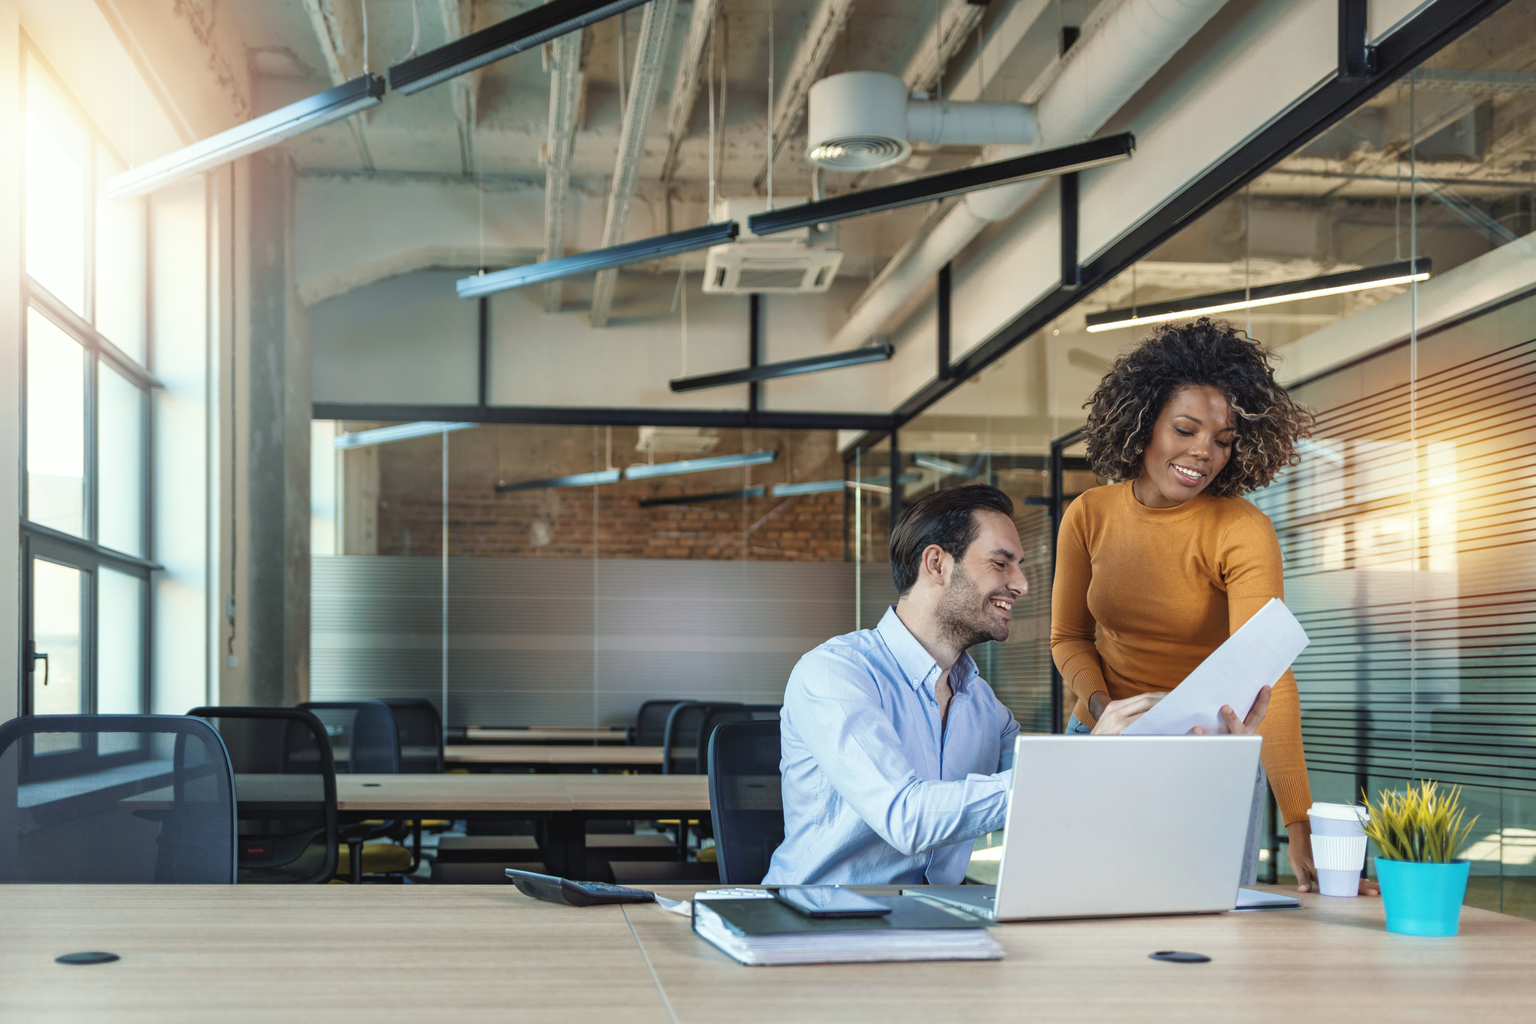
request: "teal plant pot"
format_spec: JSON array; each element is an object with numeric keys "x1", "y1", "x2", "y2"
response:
[{"x1": 1375, "y1": 857, "x2": 1470, "y2": 937}]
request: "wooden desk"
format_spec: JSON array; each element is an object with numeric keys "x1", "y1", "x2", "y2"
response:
[
  {"x1": 7, "y1": 884, "x2": 1534, "y2": 1023},
  {"x1": 334, "y1": 774, "x2": 710, "y2": 877},
  {"x1": 464, "y1": 727, "x2": 629, "y2": 745},
  {"x1": 445, "y1": 744, "x2": 665, "y2": 769}
]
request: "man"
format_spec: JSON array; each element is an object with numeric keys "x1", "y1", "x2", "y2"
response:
[{"x1": 764, "y1": 484, "x2": 1265, "y2": 885}]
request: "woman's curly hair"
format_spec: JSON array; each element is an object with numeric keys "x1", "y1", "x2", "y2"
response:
[{"x1": 1083, "y1": 318, "x2": 1314, "y2": 498}]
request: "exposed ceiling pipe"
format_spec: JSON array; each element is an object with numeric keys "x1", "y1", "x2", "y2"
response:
[
  {"x1": 659, "y1": 0, "x2": 724, "y2": 184},
  {"x1": 541, "y1": 31, "x2": 584, "y2": 313},
  {"x1": 436, "y1": 0, "x2": 480, "y2": 175},
  {"x1": 589, "y1": 0, "x2": 679, "y2": 328},
  {"x1": 752, "y1": 0, "x2": 857, "y2": 191},
  {"x1": 827, "y1": 0, "x2": 1233, "y2": 352},
  {"x1": 299, "y1": 0, "x2": 377, "y2": 171}
]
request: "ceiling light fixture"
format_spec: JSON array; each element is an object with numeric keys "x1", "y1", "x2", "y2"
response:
[
  {"x1": 457, "y1": 222, "x2": 739, "y2": 298},
  {"x1": 624, "y1": 450, "x2": 777, "y2": 480},
  {"x1": 747, "y1": 134, "x2": 1135, "y2": 237},
  {"x1": 108, "y1": 75, "x2": 386, "y2": 199},
  {"x1": 913, "y1": 454, "x2": 981, "y2": 479},
  {"x1": 1084, "y1": 258, "x2": 1432, "y2": 333},
  {"x1": 389, "y1": 0, "x2": 653, "y2": 95},
  {"x1": 638, "y1": 486, "x2": 766, "y2": 508},
  {"x1": 771, "y1": 480, "x2": 846, "y2": 496},
  {"x1": 495, "y1": 469, "x2": 622, "y2": 493},
  {"x1": 669, "y1": 345, "x2": 894, "y2": 393},
  {"x1": 333, "y1": 420, "x2": 476, "y2": 450}
]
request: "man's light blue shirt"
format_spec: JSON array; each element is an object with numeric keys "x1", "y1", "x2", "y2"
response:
[{"x1": 763, "y1": 606, "x2": 1019, "y2": 886}]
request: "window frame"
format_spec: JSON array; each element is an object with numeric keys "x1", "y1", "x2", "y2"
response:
[{"x1": 19, "y1": 39, "x2": 159, "y2": 721}]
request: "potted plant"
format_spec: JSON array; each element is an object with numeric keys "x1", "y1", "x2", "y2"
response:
[{"x1": 1359, "y1": 780, "x2": 1477, "y2": 937}]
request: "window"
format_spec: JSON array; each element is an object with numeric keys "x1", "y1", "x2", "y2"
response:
[{"x1": 21, "y1": 48, "x2": 154, "y2": 723}]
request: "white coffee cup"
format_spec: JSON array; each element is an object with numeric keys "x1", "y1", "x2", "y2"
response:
[{"x1": 1307, "y1": 802, "x2": 1370, "y2": 897}]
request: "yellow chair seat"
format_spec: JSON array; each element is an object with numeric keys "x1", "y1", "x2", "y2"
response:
[
  {"x1": 336, "y1": 842, "x2": 414, "y2": 877},
  {"x1": 696, "y1": 845, "x2": 717, "y2": 863}
]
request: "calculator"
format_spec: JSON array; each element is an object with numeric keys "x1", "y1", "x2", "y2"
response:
[{"x1": 505, "y1": 868, "x2": 658, "y2": 907}]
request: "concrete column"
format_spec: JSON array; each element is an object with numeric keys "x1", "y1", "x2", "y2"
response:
[
  {"x1": 232, "y1": 150, "x2": 311, "y2": 707},
  {"x1": 0, "y1": 0, "x2": 20, "y2": 722}
]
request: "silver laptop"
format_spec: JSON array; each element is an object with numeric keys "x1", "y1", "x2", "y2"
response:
[{"x1": 913, "y1": 735, "x2": 1262, "y2": 921}]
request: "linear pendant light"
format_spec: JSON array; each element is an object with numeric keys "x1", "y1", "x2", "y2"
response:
[
  {"x1": 748, "y1": 134, "x2": 1135, "y2": 237},
  {"x1": 457, "y1": 222, "x2": 739, "y2": 298},
  {"x1": 624, "y1": 450, "x2": 777, "y2": 480},
  {"x1": 389, "y1": 0, "x2": 653, "y2": 95},
  {"x1": 639, "y1": 486, "x2": 766, "y2": 507},
  {"x1": 108, "y1": 75, "x2": 386, "y2": 200},
  {"x1": 669, "y1": 345, "x2": 895, "y2": 393},
  {"x1": 1084, "y1": 258, "x2": 1432, "y2": 333},
  {"x1": 333, "y1": 420, "x2": 476, "y2": 450},
  {"x1": 770, "y1": 473, "x2": 919, "y2": 497},
  {"x1": 913, "y1": 454, "x2": 981, "y2": 479},
  {"x1": 496, "y1": 469, "x2": 622, "y2": 492}
]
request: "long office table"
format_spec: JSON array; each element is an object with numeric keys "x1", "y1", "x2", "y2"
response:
[
  {"x1": 7, "y1": 884, "x2": 1534, "y2": 1023},
  {"x1": 463, "y1": 726, "x2": 630, "y2": 745},
  {"x1": 335, "y1": 774, "x2": 710, "y2": 876},
  {"x1": 444, "y1": 744, "x2": 665, "y2": 770}
]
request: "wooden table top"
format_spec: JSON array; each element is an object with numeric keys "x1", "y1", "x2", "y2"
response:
[
  {"x1": 6, "y1": 883, "x2": 1534, "y2": 1023},
  {"x1": 445, "y1": 745, "x2": 665, "y2": 766},
  {"x1": 336, "y1": 773, "x2": 710, "y2": 813},
  {"x1": 464, "y1": 727, "x2": 630, "y2": 744}
]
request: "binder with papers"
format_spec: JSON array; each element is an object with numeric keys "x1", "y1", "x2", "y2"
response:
[{"x1": 691, "y1": 895, "x2": 1003, "y2": 966}]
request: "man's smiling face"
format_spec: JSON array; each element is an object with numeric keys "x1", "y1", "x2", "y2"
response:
[{"x1": 935, "y1": 510, "x2": 1028, "y2": 650}]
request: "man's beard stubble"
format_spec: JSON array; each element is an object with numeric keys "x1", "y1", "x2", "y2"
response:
[{"x1": 935, "y1": 561, "x2": 1009, "y2": 653}]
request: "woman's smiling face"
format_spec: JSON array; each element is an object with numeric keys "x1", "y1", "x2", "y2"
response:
[{"x1": 1133, "y1": 385, "x2": 1234, "y2": 508}]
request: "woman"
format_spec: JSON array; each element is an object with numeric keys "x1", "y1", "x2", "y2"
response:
[{"x1": 1051, "y1": 317, "x2": 1368, "y2": 894}]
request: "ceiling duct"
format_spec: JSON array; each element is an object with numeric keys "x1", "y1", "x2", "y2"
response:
[
  {"x1": 703, "y1": 198, "x2": 845, "y2": 295},
  {"x1": 805, "y1": 72, "x2": 1037, "y2": 171}
]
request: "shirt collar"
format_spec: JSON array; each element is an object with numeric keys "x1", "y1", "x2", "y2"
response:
[{"x1": 875, "y1": 606, "x2": 979, "y2": 693}]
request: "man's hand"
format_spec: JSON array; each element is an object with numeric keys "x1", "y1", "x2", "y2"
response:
[
  {"x1": 1190, "y1": 684, "x2": 1272, "y2": 735},
  {"x1": 1090, "y1": 693, "x2": 1163, "y2": 735},
  {"x1": 1286, "y1": 821, "x2": 1380, "y2": 896}
]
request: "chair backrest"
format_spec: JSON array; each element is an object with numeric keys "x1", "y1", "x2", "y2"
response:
[
  {"x1": 0, "y1": 714, "x2": 237, "y2": 884},
  {"x1": 297, "y1": 701, "x2": 400, "y2": 774},
  {"x1": 380, "y1": 699, "x2": 443, "y2": 773},
  {"x1": 708, "y1": 720, "x2": 784, "y2": 885},
  {"x1": 662, "y1": 702, "x2": 742, "y2": 774},
  {"x1": 695, "y1": 706, "x2": 754, "y2": 770},
  {"x1": 635, "y1": 700, "x2": 685, "y2": 747},
  {"x1": 188, "y1": 707, "x2": 338, "y2": 884}
]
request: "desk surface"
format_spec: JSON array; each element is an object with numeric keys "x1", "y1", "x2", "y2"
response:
[
  {"x1": 445, "y1": 744, "x2": 665, "y2": 766},
  {"x1": 465, "y1": 727, "x2": 630, "y2": 744},
  {"x1": 336, "y1": 773, "x2": 709, "y2": 813},
  {"x1": 6, "y1": 884, "x2": 1534, "y2": 1023}
]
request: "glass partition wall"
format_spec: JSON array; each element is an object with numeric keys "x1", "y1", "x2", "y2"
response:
[
  {"x1": 857, "y1": 3, "x2": 1536, "y2": 912},
  {"x1": 311, "y1": 424, "x2": 854, "y2": 732}
]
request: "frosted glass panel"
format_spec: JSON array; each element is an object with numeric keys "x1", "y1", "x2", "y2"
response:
[
  {"x1": 98, "y1": 568, "x2": 145, "y2": 754},
  {"x1": 97, "y1": 360, "x2": 144, "y2": 556},
  {"x1": 27, "y1": 309, "x2": 85, "y2": 536},
  {"x1": 32, "y1": 559, "x2": 84, "y2": 751},
  {"x1": 94, "y1": 144, "x2": 147, "y2": 363}
]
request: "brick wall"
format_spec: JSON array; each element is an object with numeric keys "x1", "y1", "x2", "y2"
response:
[{"x1": 378, "y1": 485, "x2": 847, "y2": 561}]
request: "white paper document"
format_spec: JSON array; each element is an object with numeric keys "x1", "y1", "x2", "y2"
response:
[{"x1": 1122, "y1": 598, "x2": 1308, "y2": 736}]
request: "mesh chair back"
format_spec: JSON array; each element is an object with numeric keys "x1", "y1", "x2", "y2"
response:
[
  {"x1": 298, "y1": 701, "x2": 400, "y2": 774},
  {"x1": 662, "y1": 702, "x2": 742, "y2": 774},
  {"x1": 380, "y1": 699, "x2": 443, "y2": 773},
  {"x1": 188, "y1": 707, "x2": 338, "y2": 884},
  {"x1": 0, "y1": 714, "x2": 236, "y2": 883},
  {"x1": 708, "y1": 721, "x2": 784, "y2": 885},
  {"x1": 635, "y1": 700, "x2": 685, "y2": 747}
]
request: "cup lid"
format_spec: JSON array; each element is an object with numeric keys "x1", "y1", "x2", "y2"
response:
[{"x1": 1309, "y1": 801, "x2": 1368, "y2": 822}]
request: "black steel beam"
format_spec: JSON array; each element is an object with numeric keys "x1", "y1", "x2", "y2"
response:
[
  {"x1": 638, "y1": 486, "x2": 767, "y2": 508},
  {"x1": 314, "y1": 403, "x2": 896, "y2": 432},
  {"x1": 1060, "y1": 172, "x2": 1081, "y2": 290},
  {"x1": 668, "y1": 345, "x2": 894, "y2": 392},
  {"x1": 937, "y1": 263, "x2": 953, "y2": 379},
  {"x1": 748, "y1": 134, "x2": 1135, "y2": 236}
]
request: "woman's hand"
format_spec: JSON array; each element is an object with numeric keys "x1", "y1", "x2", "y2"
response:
[
  {"x1": 1286, "y1": 822, "x2": 1381, "y2": 895},
  {"x1": 1090, "y1": 693, "x2": 1164, "y2": 735},
  {"x1": 1190, "y1": 684, "x2": 1272, "y2": 735}
]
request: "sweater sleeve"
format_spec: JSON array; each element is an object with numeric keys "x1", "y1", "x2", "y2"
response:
[
  {"x1": 1221, "y1": 510, "x2": 1313, "y2": 827},
  {"x1": 1050, "y1": 498, "x2": 1110, "y2": 717}
]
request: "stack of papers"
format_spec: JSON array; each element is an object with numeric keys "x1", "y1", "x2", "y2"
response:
[{"x1": 692, "y1": 896, "x2": 1003, "y2": 966}]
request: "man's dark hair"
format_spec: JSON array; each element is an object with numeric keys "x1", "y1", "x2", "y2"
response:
[{"x1": 889, "y1": 484, "x2": 1015, "y2": 597}]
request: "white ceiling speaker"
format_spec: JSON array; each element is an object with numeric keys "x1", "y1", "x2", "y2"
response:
[{"x1": 806, "y1": 71, "x2": 1037, "y2": 171}]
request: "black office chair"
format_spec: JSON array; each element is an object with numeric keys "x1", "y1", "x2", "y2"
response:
[
  {"x1": 298, "y1": 701, "x2": 410, "y2": 882},
  {"x1": 707, "y1": 720, "x2": 784, "y2": 885},
  {"x1": 695, "y1": 704, "x2": 781, "y2": 773},
  {"x1": 0, "y1": 714, "x2": 236, "y2": 884},
  {"x1": 632, "y1": 700, "x2": 685, "y2": 747},
  {"x1": 187, "y1": 707, "x2": 338, "y2": 884},
  {"x1": 662, "y1": 701, "x2": 742, "y2": 774},
  {"x1": 380, "y1": 699, "x2": 443, "y2": 773}
]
